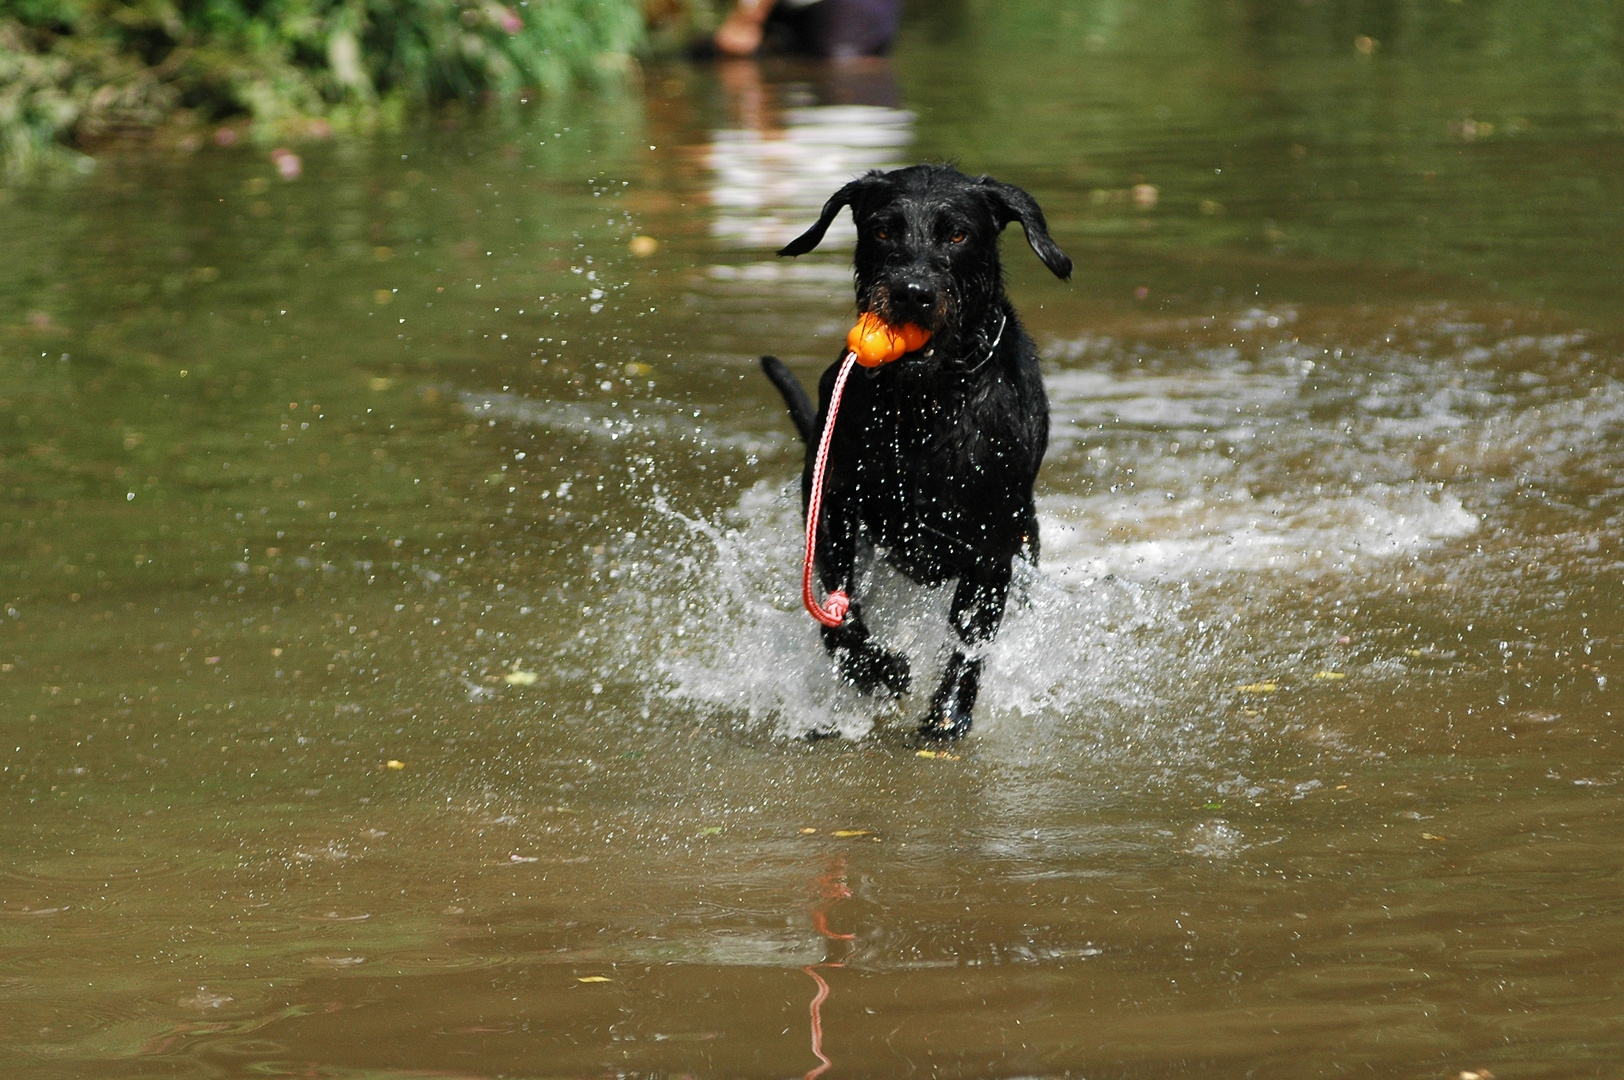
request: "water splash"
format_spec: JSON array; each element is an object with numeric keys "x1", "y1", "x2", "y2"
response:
[
  {"x1": 1038, "y1": 485, "x2": 1479, "y2": 584},
  {"x1": 524, "y1": 304, "x2": 1624, "y2": 757},
  {"x1": 635, "y1": 481, "x2": 1228, "y2": 745}
]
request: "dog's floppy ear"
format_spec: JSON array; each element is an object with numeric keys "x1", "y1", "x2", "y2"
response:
[
  {"x1": 777, "y1": 173, "x2": 883, "y2": 258},
  {"x1": 978, "y1": 177, "x2": 1073, "y2": 281}
]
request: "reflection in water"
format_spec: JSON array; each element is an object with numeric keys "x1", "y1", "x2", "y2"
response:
[
  {"x1": 707, "y1": 61, "x2": 913, "y2": 249},
  {"x1": 801, "y1": 965, "x2": 836, "y2": 1080},
  {"x1": 802, "y1": 857, "x2": 856, "y2": 1080}
]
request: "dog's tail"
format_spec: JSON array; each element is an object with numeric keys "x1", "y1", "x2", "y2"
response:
[{"x1": 760, "y1": 356, "x2": 817, "y2": 446}]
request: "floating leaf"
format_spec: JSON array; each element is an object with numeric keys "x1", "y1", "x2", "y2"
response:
[
  {"x1": 916, "y1": 749, "x2": 961, "y2": 761},
  {"x1": 1314, "y1": 671, "x2": 1347, "y2": 681},
  {"x1": 832, "y1": 829, "x2": 871, "y2": 838},
  {"x1": 386, "y1": 759, "x2": 405, "y2": 770},
  {"x1": 798, "y1": 828, "x2": 818, "y2": 834},
  {"x1": 696, "y1": 826, "x2": 722, "y2": 837},
  {"x1": 576, "y1": 976, "x2": 612, "y2": 983},
  {"x1": 504, "y1": 670, "x2": 538, "y2": 686},
  {"x1": 1237, "y1": 682, "x2": 1278, "y2": 693}
]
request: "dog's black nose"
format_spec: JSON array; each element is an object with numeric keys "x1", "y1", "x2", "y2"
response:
[{"x1": 902, "y1": 281, "x2": 936, "y2": 309}]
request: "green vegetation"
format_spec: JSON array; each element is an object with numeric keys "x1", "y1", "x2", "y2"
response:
[{"x1": 0, "y1": 0, "x2": 643, "y2": 171}]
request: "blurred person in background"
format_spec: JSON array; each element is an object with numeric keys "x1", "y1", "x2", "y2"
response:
[{"x1": 711, "y1": 0, "x2": 903, "y2": 58}]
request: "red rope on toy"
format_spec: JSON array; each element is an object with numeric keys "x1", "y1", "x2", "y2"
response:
[
  {"x1": 800, "y1": 315, "x2": 929, "y2": 627},
  {"x1": 802, "y1": 351, "x2": 858, "y2": 627}
]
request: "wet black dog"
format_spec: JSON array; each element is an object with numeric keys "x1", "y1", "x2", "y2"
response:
[{"x1": 760, "y1": 164, "x2": 1072, "y2": 738}]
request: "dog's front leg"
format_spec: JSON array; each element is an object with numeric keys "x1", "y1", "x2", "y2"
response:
[
  {"x1": 921, "y1": 558, "x2": 1013, "y2": 739},
  {"x1": 814, "y1": 500, "x2": 911, "y2": 698}
]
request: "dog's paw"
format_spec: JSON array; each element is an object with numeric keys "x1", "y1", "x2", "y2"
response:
[
  {"x1": 835, "y1": 642, "x2": 911, "y2": 698},
  {"x1": 919, "y1": 653, "x2": 982, "y2": 740}
]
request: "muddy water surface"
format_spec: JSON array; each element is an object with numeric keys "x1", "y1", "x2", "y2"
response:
[{"x1": 4, "y1": 6, "x2": 1624, "y2": 1078}]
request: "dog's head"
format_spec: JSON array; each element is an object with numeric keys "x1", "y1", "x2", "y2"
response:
[{"x1": 778, "y1": 165, "x2": 1071, "y2": 344}]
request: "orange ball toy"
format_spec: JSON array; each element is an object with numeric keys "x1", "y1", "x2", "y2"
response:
[{"x1": 846, "y1": 311, "x2": 931, "y2": 368}]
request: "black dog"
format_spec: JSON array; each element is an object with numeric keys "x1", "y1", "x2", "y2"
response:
[{"x1": 760, "y1": 164, "x2": 1072, "y2": 738}]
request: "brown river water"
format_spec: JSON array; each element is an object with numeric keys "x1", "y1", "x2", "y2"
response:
[{"x1": 4, "y1": 5, "x2": 1624, "y2": 1077}]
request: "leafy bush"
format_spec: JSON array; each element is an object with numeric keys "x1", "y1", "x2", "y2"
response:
[{"x1": 0, "y1": 0, "x2": 644, "y2": 171}]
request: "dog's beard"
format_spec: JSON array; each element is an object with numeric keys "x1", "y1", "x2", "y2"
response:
[
  {"x1": 861, "y1": 274, "x2": 1003, "y2": 362},
  {"x1": 870, "y1": 277, "x2": 954, "y2": 341}
]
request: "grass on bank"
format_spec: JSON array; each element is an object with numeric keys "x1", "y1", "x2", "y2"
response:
[{"x1": 0, "y1": 0, "x2": 646, "y2": 172}]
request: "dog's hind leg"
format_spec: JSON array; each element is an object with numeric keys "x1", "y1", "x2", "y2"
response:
[{"x1": 921, "y1": 558, "x2": 1013, "y2": 739}]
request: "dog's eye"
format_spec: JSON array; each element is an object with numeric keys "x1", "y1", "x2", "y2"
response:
[
  {"x1": 950, "y1": 231, "x2": 967, "y2": 244},
  {"x1": 875, "y1": 229, "x2": 889, "y2": 241}
]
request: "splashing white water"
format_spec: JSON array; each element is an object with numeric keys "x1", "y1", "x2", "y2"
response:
[
  {"x1": 629, "y1": 465, "x2": 1481, "y2": 748},
  {"x1": 500, "y1": 303, "x2": 1624, "y2": 750},
  {"x1": 1038, "y1": 486, "x2": 1478, "y2": 584},
  {"x1": 640, "y1": 482, "x2": 1229, "y2": 744}
]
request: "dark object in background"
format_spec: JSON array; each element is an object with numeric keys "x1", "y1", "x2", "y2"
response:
[
  {"x1": 760, "y1": 164, "x2": 1073, "y2": 738},
  {"x1": 766, "y1": 0, "x2": 903, "y2": 57},
  {"x1": 697, "y1": 0, "x2": 903, "y2": 59}
]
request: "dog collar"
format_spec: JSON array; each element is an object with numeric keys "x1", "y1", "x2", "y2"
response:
[{"x1": 959, "y1": 311, "x2": 1009, "y2": 375}]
